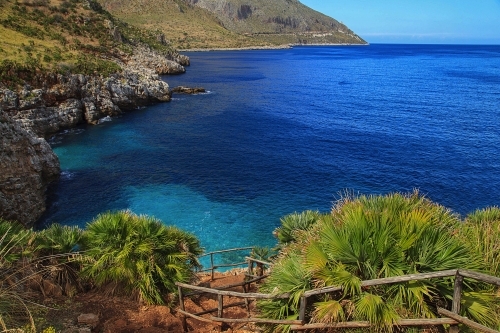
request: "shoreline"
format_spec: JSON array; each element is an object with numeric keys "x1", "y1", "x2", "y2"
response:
[{"x1": 180, "y1": 42, "x2": 369, "y2": 52}]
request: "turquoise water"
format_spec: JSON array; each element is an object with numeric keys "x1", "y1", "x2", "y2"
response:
[{"x1": 40, "y1": 44, "x2": 500, "y2": 257}]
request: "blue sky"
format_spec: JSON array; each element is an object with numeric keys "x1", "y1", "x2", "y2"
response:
[{"x1": 301, "y1": 0, "x2": 500, "y2": 44}]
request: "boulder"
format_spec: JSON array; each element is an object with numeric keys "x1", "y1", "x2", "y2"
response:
[{"x1": 77, "y1": 313, "x2": 99, "y2": 328}]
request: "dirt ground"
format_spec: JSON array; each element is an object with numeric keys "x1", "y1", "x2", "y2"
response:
[{"x1": 41, "y1": 270, "x2": 264, "y2": 333}]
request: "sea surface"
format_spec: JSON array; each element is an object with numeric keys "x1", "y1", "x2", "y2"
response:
[{"x1": 39, "y1": 44, "x2": 500, "y2": 258}]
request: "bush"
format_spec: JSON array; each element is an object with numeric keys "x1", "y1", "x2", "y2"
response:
[
  {"x1": 459, "y1": 207, "x2": 500, "y2": 276},
  {"x1": 273, "y1": 210, "x2": 320, "y2": 245},
  {"x1": 258, "y1": 192, "x2": 497, "y2": 332},
  {"x1": 80, "y1": 211, "x2": 203, "y2": 305}
]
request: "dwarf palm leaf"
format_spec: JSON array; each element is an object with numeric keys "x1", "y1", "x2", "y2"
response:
[
  {"x1": 35, "y1": 224, "x2": 83, "y2": 255},
  {"x1": 81, "y1": 211, "x2": 202, "y2": 305},
  {"x1": 274, "y1": 210, "x2": 320, "y2": 245},
  {"x1": 258, "y1": 254, "x2": 312, "y2": 333},
  {"x1": 259, "y1": 192, "x2": 494, "y2": 331},
  {"x1": 459, "y1": 207, "x2": 500, "y2": 276},
  {"x1": 33, "y1": 224, "x2": 84, "y2": 296},
  {"x1": 0, "y1": 219, "x2": 35, "y2": 331}
]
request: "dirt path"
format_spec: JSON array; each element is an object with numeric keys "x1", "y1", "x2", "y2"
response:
[{"x1": 42, "y1": 271, "x2": 263, "y2": 333}]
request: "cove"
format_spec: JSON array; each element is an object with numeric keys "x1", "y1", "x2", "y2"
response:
[{"x1": 39, "y1": 44, "x2": 500, "y2": 253}]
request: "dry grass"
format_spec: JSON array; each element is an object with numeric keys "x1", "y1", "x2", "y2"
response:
[{"x1": 96, "y1": 0, "x2": 366, "y2": 49}]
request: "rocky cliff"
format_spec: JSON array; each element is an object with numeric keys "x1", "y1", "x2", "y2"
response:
[
  {"x1": 0, "y1": 109, "x2": 60, "y2": 226},
  {"x1": 0, "y1": 0, "x2": 190, "y2": 226},
  {"x1": 0, "y1": 61, "x2": 176, "y2": 225},
  {"x1": 1, "y1": 66, "x2": 172, "y2": 137}
]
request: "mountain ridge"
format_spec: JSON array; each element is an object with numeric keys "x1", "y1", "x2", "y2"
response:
[{"x1": 97, "y1": 0, "x2": 366, "y2": 49}]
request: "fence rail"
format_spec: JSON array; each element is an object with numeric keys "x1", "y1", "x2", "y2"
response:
[
  {"x1": 178, "y1": 248, "x2": 500, "y2": 333},
  {"x1": 198, "y1": 246, "x2": 254, "y2": 280}
]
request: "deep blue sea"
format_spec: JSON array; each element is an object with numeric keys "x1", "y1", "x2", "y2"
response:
[{"x1": 39, "y1": 44, "x2": 500, "y2": 255}]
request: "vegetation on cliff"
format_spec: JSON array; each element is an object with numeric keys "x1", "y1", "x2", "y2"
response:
[
  {"x1": 0, "y1": 0, "x2": 182, "y2": 89},
  {"x1": 258, "y1": 191, "x2": 500, "y2": 332}
]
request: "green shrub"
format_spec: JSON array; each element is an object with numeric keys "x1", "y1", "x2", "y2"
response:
[
  {"x1": 273, "y1": 210, "x2": 320, "y2": 245},
  {"x1": 80, "y1": 211, "x2": 203, "y2": 305},
  {"x1": 259, "y1": 192, "x2": 497, "y2": 332},
  {"x1": 33, "y1": 224, "x2": 84, "y2": 297},
  {"x1": 459, "y1": 207, "x2": 500, "y2": 276}
]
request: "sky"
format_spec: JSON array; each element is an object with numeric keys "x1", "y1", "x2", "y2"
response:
[{"x1": 301, "y1": 0, "x2": 500, "y2": 44}]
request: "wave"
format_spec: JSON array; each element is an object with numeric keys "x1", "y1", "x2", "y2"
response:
[
  {"x1": 98, "y1": 116, "x2": 113, "y2": 124},
  {"x1": 60, "y1": 171, "x2": 75, "y2": 180}
]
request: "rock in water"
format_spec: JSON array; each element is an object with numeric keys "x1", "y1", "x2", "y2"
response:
[
  {"x1": 0, "y1": 109, "x2": 60, "y2": 226},
  {"x1": 171, "y1": 86, "x2": 206, "y2": 94}
]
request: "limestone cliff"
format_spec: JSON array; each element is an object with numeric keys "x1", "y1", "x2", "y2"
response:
[
  {"x1": 0, "y1": 63, "x2": 174, "y2": 225},
  {"x1": 0, "y1": 110, "x2": 60, "y2": 226},
  {"x1": 1, "y1": 66, "x2": 172, "y2": 137}
]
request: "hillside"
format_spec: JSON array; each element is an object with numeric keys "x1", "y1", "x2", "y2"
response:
[
  {"x1": 0, "y1": 0, "x2": 187, "y2": 86},
  {"x1": 96, "y1": 0, "x2": 366, "y2": 49}
]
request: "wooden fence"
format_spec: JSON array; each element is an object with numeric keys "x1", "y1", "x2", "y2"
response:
[
  {"x1": 197, "y1": 247, "x2": 254, "y2": 280},
  {"x1": 177, "y1": 249, "x2": 500, "y2": 333}
]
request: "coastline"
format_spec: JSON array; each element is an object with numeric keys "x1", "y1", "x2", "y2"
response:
[
  {"x1": 180, "y1": 42, "x2": 369, "y2": 52},
  {"x1": 0, "y1": 48, "x2": 188, "y2": 227}
]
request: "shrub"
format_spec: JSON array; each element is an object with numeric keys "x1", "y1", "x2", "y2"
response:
[
  {"x1": 273, "y1": 210, "x2": 320, "y2": 245},
  {"x1": 258, "y1": 192, "x2": 497, "y2": 332},
  {"x1": 459, "y1": 207, "x2": 500, "y2": 276},
  {"x1": 33, "y1": 224, "x2": 84, "y2": 296},
  {"x1": 80, "y1": 211, "x2": 203, "y2": 305}
]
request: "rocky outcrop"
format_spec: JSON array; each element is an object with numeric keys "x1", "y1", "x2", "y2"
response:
[
  {"x1": 127, "y1": 46, "x2": 187, "y2": 75},
  {"x1": 0, "y1": 44, "x2": 189, "y2": 226},
  {"x1": 171, "y1": 86, "x2": 206, "y2": 94},
  {"x1": 0, "y1": 66, "x2": 171, "y2": 224},
  {"x1": 1, "y1": 67, "x2": 171, "y2": 137},
  {"x1": 0, "y1": 109, "x2": 60, "y2": 226}
]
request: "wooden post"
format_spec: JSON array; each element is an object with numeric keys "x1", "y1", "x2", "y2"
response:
[
  {"x1": 218, "y1": 294, "x2": 224, "y2": 318},
  {"x1": 248, "y1": 259, "x2": 254, "y2": 276},
  {"x1": 450, "y1": 272, "x2": 464, "y2": 333},
  {"x1": 242, "y1": 282, "x2": 250, "y2": 316},
  {"x1": 178, "y1": 285, "x2": 188, "y2": 332},
  {"x1": 211, "y1": 253, "x2": 215, "y2": 280},
  {"x1": 299, "y1": 295, "x2": 307, "y2": 324}
]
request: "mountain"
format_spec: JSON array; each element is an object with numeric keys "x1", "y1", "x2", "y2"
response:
[{"x1": 96, "y1": 0, "x2": 366, "y2": 49}]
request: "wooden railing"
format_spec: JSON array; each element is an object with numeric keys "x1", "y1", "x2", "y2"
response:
[
  {"x1": 177, "y1": 262, "x2": 500, "y2": 333},
  {"x1": 197, "y1": 247, "x2": 254, "y2": 280},
  {"x1": 292, "y1": 269, "x2": 500, "y2": 332}
]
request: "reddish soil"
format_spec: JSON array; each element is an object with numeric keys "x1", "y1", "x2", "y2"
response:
[{"x1": 42, "y1": 270, "x2": 263, "y2": 333}]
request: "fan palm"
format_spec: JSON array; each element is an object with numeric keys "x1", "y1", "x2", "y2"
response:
[
  {"x1": 273, "y1": 210, "x2": 320, "y2": 245},
  {"x1": 80, "y1": 210, "x2": 203, "y2": 305},
  {"x1": 33, "y1": 224, "x2": 84, "y2": 296},
  {"x1": 459, "y1": 207, "x2": 500, "y2": 276},
  {"x1": 259, "y1": 192, "x2": 497, "y2": 332}
]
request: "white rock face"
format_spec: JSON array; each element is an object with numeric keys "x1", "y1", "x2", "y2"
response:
[{"x1": 0, "y1": 109, "x2": 60, "y2": 226}]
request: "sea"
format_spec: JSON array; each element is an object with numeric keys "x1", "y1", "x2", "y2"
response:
[{"x1": 38, "y1": 44, "x2": 500, "y2": 259}]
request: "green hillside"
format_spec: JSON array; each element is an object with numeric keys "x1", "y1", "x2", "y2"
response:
[
  {"x1": 0, "y1": 0, "x2": 180, "y2": 87},
  {"x1": 96, "y1": 0, "x2": 366, "y2": 49}
]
